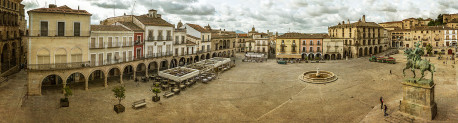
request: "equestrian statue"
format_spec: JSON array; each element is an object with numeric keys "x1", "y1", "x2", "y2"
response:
[{"x1": 402, "y1": 42, "x2": 435, "y2": 82}]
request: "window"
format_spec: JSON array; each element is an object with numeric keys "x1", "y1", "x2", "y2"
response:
[
  {"x1": 181, "y1": 36, "x2": 185, "y2": 43},
  {"x1": 310, "y1": 40, "x2": 313, "y2": 45},
  {"x1": 202, "y1": 35, "x2": 205, "y2": 41},
  {"x1": 148, "y1": 30, "x2": 153, "y2": 40},
  {"x1": 137, "y1": 35, "x2": 141, "y2": 42},
  {"x1": 40, "y1": 21, "x2": 48, "y2": 36},
  {"x1": 317, "y1": 40, "x2": 320, "y2": 45},
  {"x1": 317, "y1": 47, "x2": 321, "y2": 52},
  {"x1": 90, "y1": 38, "x2": 96, "y2": 48},
  {"x1": 108, "y1": 37, "x2": 112, "y2": 47},
  {"x1": 99, "y1": 37, "x2": 104, "y2": 48},
  {"x1": 303, "y1": 47, "x2": 306, "y2": 52},
  {"x1": 310, "y1": 47, "x2": 313, "y2": 52},
  {"x1": 58, "y1": 22, "x2": 65, "y2": 36},
  {"x1": 158, "y1": 30, "x2": 163, "y2": 40},
  {"x1": 74, "y1": 22, "x2": 80, "y2": 36},
  {"x1": 166, "y1": 30, "x2": 171, "y2": 40},
  {"x1": 175, "y1": 36, "x2": 179, "y2": 44}
]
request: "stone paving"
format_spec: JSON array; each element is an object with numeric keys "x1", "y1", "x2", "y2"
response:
[{"x1": 0, "y1": 51, "x2": 456, "y2": 123}]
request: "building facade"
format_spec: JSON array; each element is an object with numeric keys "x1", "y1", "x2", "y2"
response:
[
  {"x1": 300, "y1": 34, "x2": 327, "y2": 60},
  {"x1": 27, "y1": 5, "x2": 91, "y2": 69},
  {"x1": 322, "y1": 38, "x2": 344, "y2": 60},
  {"x1": 253, "y1": 33, "x2": 269, "y2": 54},
  {"x1": 275, "y1": 33, "x2": 301, "y2": 59},
  {"x1": 117, "y1": 22, "x2": 144, "y2": 59},
  {"x1": 328, "y1": 15, "x2": 388, "y2": 58},
  {"x1": 89, "y1": 25, "x2": 134, "y2": 66},
  {"x1": 1, "y1": 0, "x2": 25, "y2": 75}
]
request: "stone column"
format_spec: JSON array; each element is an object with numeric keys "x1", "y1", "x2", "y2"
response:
[
  {"x1": 120, "y1": 73, "x2": 123, "y2": 84},
  {"x1": 85, "y1": 77, "x2": 89, "y2": 91},
  {"x1": 145, "y1": 67, "x2": 149, "y2": 77},
  {"x1": 62, "y1": 79, "x2": 67, "y2": 94},
  {"x1": 104, "y1": 75, "x2": 108, "y2": 88}
]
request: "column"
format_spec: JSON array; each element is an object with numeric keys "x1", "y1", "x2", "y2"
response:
[
  {"x1": 145, "y1": 66, "x2": 149, "y2": 76},
  {"x1": 120, "y1": 73, "x2": 123, "y2": 84},
  {"x1": 104, "y1": 75, "x2": 108, "y2": 87},
  {"x1": 62, "y1": 79, "x2": 67, "y2": 94},
  {"x1": 85, "y1": 77, "x2": 89, "y2": 91}
]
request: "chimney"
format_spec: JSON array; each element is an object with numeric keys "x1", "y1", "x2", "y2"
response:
[
  {"x1": 362, "y1": 15, "x2": 366, "y2": 23},
  {"x1": 49, "y1": 4, "x2": 57, "y2": 8},
  {"x1": 157, "y1": 14, "x2": 161, "y2": 18},
  {"x1": 342, "y1": 21, "x2": 345, "y2": 24},
  {"x1": 347, "y1": 19, "x2": 350, "y2": 24},
  {"x1": 148, "y1": 9, "x2": 157, "y2": 18},
  {"x1": 224, "y1": 29, "x2": 225, "y2": 31}
]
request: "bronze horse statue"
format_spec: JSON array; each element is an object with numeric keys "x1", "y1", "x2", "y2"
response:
[{"x1": 402, "y1": 48, "x2": 435, "y2": 81}]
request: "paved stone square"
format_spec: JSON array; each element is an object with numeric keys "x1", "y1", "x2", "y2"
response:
[{"x1": 0, "y1": 52, "x2": 457, "y2": 123}]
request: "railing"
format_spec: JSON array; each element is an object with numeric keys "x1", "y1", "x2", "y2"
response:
[
  {"x1": 28, "y1": 61, "x2": 90, "y2": 70},
  {"x1": 28, "y1": 48, "x2": 235, "y2": 71}
]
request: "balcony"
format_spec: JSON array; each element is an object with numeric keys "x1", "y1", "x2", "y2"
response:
[
  {"x1": 135, "y1": 41, "x2": 143, "y2": 45},
  {"x1": 89, "y1": 45, "x2": 104, "y2": 49},
  {"x1": 28, "y1": 61, "x2": 91, "y2": 70}
]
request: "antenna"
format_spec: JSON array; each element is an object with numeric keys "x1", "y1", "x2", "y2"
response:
[
  {"x1": 131, "y1": 0, "x2": 136, "y2": 21},
  {"x1": 114, "y1": 0, "x2": 116, "y2": 17}
]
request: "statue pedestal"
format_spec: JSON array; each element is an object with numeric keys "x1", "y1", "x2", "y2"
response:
[{"x1": 399, "y1": 79, "x2": 437, "y2": 120}]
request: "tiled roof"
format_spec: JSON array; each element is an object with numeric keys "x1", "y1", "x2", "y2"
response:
[
  {"x1": 186, "y1": 41, "x2": 197, "y2": 46},
  {"x1": 118, "y1": 22, "x2": 144, "y2": 32},
  {"x1": 238, "y1": 34, "x2": 248, "y2": 37},
  {"x1": 91, "y1": 25, "x2": 131, "y2": 31},
  {"x1": 186, "y1": 23, "x2": 210, "y2": 33},
  {"x1": 330, "y1": 21, "x2": 382, "y2": 28},
  {"x1": 28, "y1": 5, "x2": 91, "y2": 15},
  {"x1": 134, "y1": 16, "x2": 174, "y2": 27},
  {"x1": 277, "y1": 33, "x2": 328, "y2": 39},
  {"x1": 379, "y1": 21, "x2": 402, "y2": 24},
  {"x1": 186, "y1": 34, "x2": 201, "y2": 40}
]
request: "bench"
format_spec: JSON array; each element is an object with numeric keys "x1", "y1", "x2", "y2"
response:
[
  {"x1": 179, "y1": 84, "x2": 186, "y2": 90},
  {"x1": 163, "y1": 92, "x2": 174, "y2": 98},
  {"x1": 132, "y1": 99, "x2": 146, "y2": 109},
  {"x1": 172, "y1": 88, "x2": 180, "y2": 94}
]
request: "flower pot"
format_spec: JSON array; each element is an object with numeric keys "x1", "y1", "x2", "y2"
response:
[
  {"x1": 60, "y1": 98, "x2": 69, "y2": 107},
  {"x1": 114, "y1": 104, "x2": 125, "y2": 113},
  {"x1": 152, "y1": 96, "x2": 160, "y2": 102}
]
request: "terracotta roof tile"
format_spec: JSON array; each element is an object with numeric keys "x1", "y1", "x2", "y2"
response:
[
  {"x1": 277, "y1": 33, "x2": 328, "y2": 39},
  {"x1": 118, "y1": 22, "x2": 144, "y2": 32},
  {"x1": 28, "y1": 5, "x2": 91, "y2": 15},
  {"x1": 186, "y1": 23, "x2": 210, "y2": 33},
  {"x1": 186, "y1": 34, "x2": 201, "y2": 40},
  {"x1": 91, "y1": 25, "x2": 131, "y2": 31},
  {"x1": 135, "y1": 16, "x2": 174, "y2": 27}
]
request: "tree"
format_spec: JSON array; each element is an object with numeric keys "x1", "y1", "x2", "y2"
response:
[
  {"x1": 112, "y1": 86, "x2": 126, "y2": 105},
  {"x1": 62, "y1": 86, "x2": 73, "y2": 101},
  {"x1": 426, "y1": 44, "x2": 433, "y2": 55},
  {"x1": 151, "y1": 88, "x2": 161, "y2": 97}
]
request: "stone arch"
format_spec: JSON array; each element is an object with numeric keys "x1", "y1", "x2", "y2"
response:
[
  {"x1": 201, "y1": 54, "x2": 205, "y2": 60},
  {"x1": 374, "y1": 47, "x2": 378, "y2": 54},
  {"x1": 337, "y1": 54, "x2": 342, "y2": 60},
  {"x1": 65, "y1": 72, "x2": 86, "y2": 90},
  {"x1": 107, "y1": 67, "x2": 122, "y2": 85},
  {"x1": 148, "y1": 61, "x2": 158, "y2": 75},
  {"x1": 1, "y1": 44, "x2": 10, "y2": 72},
  {"x1": 223, "y1": 51, "x2": 227, "y2": 57},
  {"x1": 179, "y1": 57, "x2": 186, "y2": 66},
  {"x1": 122, "y1": 65, "x2": 134, "y2": 81},
  {"x1": 359, "y1": 48, "x2": 363, "y2": 57},
  {"x1": 379, "y1": 46, "x2": 383, "y2": 53},
  {"x1": 369, "y1": 47, "x2": 373, "y2": 56},
  {"x1": 70, "y1": 47, "x2": 83, "y2": 62},
  {"x1": 212, "y1": 52, "x2": 217, "y2": 57},
  {"x1": 170, "y1": 59, "x2": 178, "y2": 68},
  {"x1": 41, "y1": 74, "x2": 64, "y2": 95},
  {"x1": 55, "y1": 48, "x2": 67, "y2": 64},
  {"x1": 331, "y1": 54, "x2": 336, "y2": 60},
  {"x1": 136, "y1": 63, "x2": 147, "y2": 77},
  {"x1": 206, "y1": 53, "x2": 210, "y2": 59},
  {"x1": 160, "y1": 60, "x2": 168, "y2": 71},
  {"x1": 88, "y1": 69, "x2": 106, "y2": 88},
  {"x1": 11, "y1": 42, "x2": 16, "y2": 66},
  {"x1": 364, "y1": 47, "x2": 368, "y2": 56},
  {"x1": 324, "y1": 54, "x2": 330, "y2": 60},
  {"x1": 194, "y1": 55, "x2": 199, "y2": 62}
]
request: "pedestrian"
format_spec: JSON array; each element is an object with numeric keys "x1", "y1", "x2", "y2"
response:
[
  {"x1": 390, "y1": 70, "x2": 392, "y2": 75},
  {"x1": 384, "y1": 105, "x2": 388, "y2": 116},
  {"x1": 380, "y1": 97, "x2": 383, "y2": 109}
]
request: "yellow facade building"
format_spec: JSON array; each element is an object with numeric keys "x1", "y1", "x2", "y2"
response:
[
  {"x1": 275, "y1": 33, "x2": 301, "y2": 59},
  {"x1": 27, "y1": 5, "x2": 91, "y2": 69}
]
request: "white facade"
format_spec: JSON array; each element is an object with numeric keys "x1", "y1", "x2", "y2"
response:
[
  {"x1": 444, "y1": 29, "x2": 457, "y2": 47},
  {"x1": 143, "y1": 26, "x2": 174, "y2": 57},
  {"x1": 89, "y1": 31, "x2": 134, "y2": 66}
]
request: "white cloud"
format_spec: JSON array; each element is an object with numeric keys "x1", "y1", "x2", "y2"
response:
[{"x1": 22, "y1": 0, "x2": 458, "y2": 33}]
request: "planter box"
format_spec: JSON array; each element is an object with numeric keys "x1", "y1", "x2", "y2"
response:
[
  {"x1": 152, "y1": 96, "x2": 160, "y2": 102},
  {"x1": 60, "y1": 98, "x2": 69, "y2": 107},
  {"x1": 114, "y1": 104, "x2": 125, "y2": 113}
]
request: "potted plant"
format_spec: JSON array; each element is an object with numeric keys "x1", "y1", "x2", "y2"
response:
[
  {"x1": 60, "y1": 86, "x2": 72, "y2": 107},
  {"x1": 151, "y1": 87, "x2": 161, "y2": 102},
  {"x1": 305, "y1": 57, "x2": 309, "y2": 63},
  {"x1": 112, "y1": 86, "x2": 126, "y2": 113}
]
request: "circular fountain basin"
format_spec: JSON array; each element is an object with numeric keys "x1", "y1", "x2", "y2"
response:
[{"x1": 299, "y1": 70, "x2": 338, "y2": 84}]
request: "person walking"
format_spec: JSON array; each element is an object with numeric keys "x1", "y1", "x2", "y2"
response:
[
  {"x1": 390, "y1": 70, "x2": 392, "y2": 75},
  {"x1": 384, "y1": 105, "x2": 388, "y2": 116},
  {"x1": 380, "y1": 97, "x2": 384, "y2": 109}
]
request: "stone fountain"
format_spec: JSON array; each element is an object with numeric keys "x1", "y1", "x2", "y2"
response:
[{"x1": 299, "y1": 68, "x2": 337, "y2": 84}]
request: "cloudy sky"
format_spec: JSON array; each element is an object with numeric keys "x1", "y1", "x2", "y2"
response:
[{"x1": 23, "y1": 0, "x2": 458, "y2": 33}]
